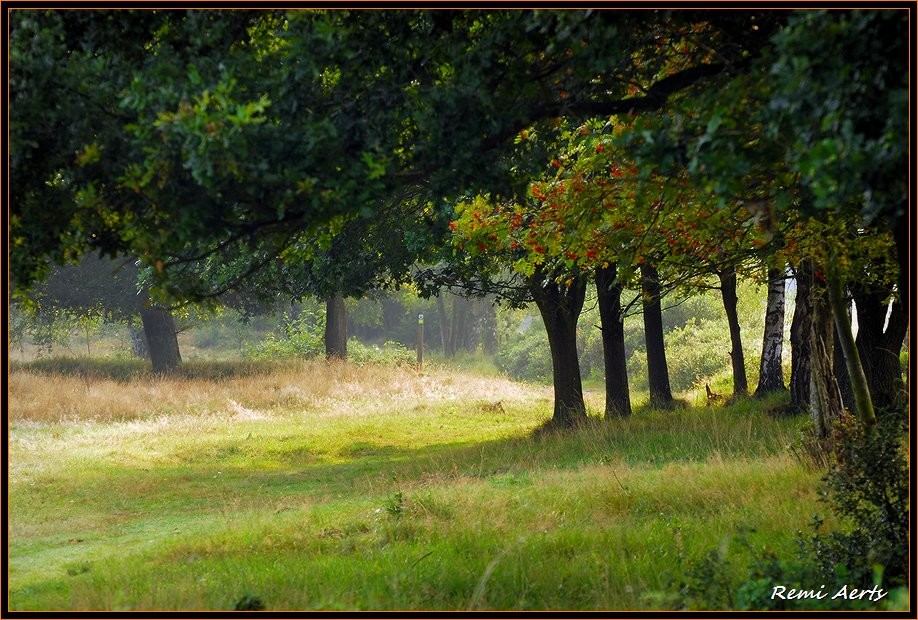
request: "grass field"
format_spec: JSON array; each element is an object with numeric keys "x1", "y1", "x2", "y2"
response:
[{"x1": 8, "y1": 358, "x2": 827, "y2": 611}]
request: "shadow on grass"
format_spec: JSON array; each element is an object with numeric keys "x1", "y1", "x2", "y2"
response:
[{"x1": 34, "y1": 401, "x2": 805, "y2": 523}]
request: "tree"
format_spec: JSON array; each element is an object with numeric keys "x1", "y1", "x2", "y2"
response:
[
  {"x1": 717, "y1": 265, "x2": 748, "y2": 397},
  {"x1": 11, "y1": 10, "x2": 784, "y2": 301},
  {"x1": 788, "y1": 260, "x2": 814, "y2": 413},
  {"x1": 595, "y1": 264, "x2": 630, "y2": 417},
  {"x1": 617, "y1": 10, "x2": 908, "y2": 429},
  {"x1": 851, "y1": 283, "x2": 907, "y2": 409},
  {"x1": 529, "y1": 268, "x2": 589, "y2": 427},
  {"x1": 17, "y1": 10, "x2": 849, "y2": 412},
  {"x1": 641, "y1": 263, "x2": 675, "y2": 407},
  {"x1": 755, "y1": 268, "x2": 787, "y2": 396},
  {"x1": 25, "y1": 253, "x2": 184, "y2": 372}
]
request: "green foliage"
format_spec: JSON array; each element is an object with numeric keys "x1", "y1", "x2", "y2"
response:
[
  {"x1": 233, "y1": 594, "x2": 266, "y2": 611},
  {"x1": 243, "y1": 309, "x2": 325, "y2": 360},
  {"x1": 25, "y1": 307, "x2": 81, "y2": 356},
  {"x1": 803, "y1": 410, "x2": 909, "y2": 589},
  {"x1": 630, "y1": 319, "x2": 730, "y2": 393},
  {"x1": 494, "y1": 322, "x2": 552, "y2": 383},
  {"x1": 347, "y1": 339, "x2": 416, "y2": 368},
  {"x1": 383, "y1": 490, "x2": 405, "y2": 520}
]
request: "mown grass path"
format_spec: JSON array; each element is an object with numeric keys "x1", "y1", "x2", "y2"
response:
[{"x1": 8, "y1": 359, "x2": 821, "y2": 611}]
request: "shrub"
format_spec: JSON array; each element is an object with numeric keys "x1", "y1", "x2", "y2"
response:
[
  {"x1": 243, "y1": 310, "x2": 324, "y2": 360},
  {"x1": 802, "y1": 410, "x2": 909, "y2": 590},
  {"x1": 347, "y1": 339, "x2": 416, "y2": 367},
  {"x1": 494, "y1": 326, "x2": 552, "y2": 383}
]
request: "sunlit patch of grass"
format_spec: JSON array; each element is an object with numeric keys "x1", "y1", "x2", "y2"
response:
[{"x1": 9, "y1": 358, "x2": 823, "y2": 611}]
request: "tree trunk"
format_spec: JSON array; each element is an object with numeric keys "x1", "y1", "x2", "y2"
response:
[
  {"x1": 596, "y1": 264, "x2": 631, "y2": 418},
  {"x1": 449, "y1": 296, "x2": 472, "y2": 355},
  {"x1": 437, "y1": 295, "x2": 453, "y2": 357},
  {"x1": 834, "y1": 314, "x2": 855, "y2": 412},
  {"x1": 809, "y1": 275, "x2": 844, "y2": 439},
  {"x1": 826, "y1": 267, "x2": 875, "y2": 427},
  {"x1": 852, "y1": 284, "x2": 908, "y2": 409},
  {"x1": 325, "y1": 293, "x2": 348, "y2": 359},
  {"x1": 479, "y1": 298, "x2": 499, "y2": 356},
  {"x1": 530, "y1": 269, "x2": 588, "y2": 427},
  {"x1": 755, "y1": 267, "x2": 786, "y2": 395},
  {"x1": 129, "y1": 322, "x2": 149, "y2": 360},
  {"x1": 641, "y1": 263, "x2": 674, "y2": 407},
  {"x1": 140, "y1": 306, "x2": 181, "y2": 374},
  {"x1": 789, "y1": 260, "x2": 814, "y2": 412},
  {"x1": 719, "y1": 266, "x2": 748, "y2": 397}
]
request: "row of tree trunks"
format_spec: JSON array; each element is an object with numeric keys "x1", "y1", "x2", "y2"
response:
[
  {"x1": 312, "y1": 259, "x2": 898, "y2": 436},
  {"x1": 436, "y1": 294, "x2": 490, "y2": 357},
  {"x1": 529, "y1": 268, "x2": 588, "y2": 427},
  {"x1": 596, "y1": 264, "x2": 631, "y2": 417}
]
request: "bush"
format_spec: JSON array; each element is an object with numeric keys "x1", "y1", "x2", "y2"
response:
[
  {"x1": 347, "y1": 339, "x2": 416, "y2": 367},
  {"x1": 243, "y1": 310, "x2": 324, "y2": 360},
  {"x1": 495, "y1": 325, "x2": 552, "y2": 383},
  {"x1": 802, "y1": 410, "x2": 909, "y2": 590}
]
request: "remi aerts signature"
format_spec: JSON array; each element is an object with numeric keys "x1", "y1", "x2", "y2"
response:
[{"x1": 771, "y1": 585, "x2": 887, "y2": 602}]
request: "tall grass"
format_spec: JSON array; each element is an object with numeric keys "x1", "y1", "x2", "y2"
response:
[{"x1": 9, "y1": 357, "x2": 827, "y2": 611}]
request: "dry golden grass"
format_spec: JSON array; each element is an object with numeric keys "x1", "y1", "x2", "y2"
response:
[{"x1": 8, "y1": 359, "x2": 549, "y2": 423}]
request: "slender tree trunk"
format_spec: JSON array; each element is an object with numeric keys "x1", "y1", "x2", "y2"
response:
[
  {"x1": 325, "y1": 294, "x2": 348, "y2": 359},
  {"x1": 719, "y1": 266, "x2": 748, "y2": 397},
  {"x1": 596, "y1": 264, "x2": 631, "y2": 418},
  {"x1": 826, "y1": 267, "x2": 875, "y2": 426},
  {"x1": 459, "y1": 297, "x2": 478, "y2": 353},
  {"x1": 789, "y1": 260, "x2": 814, "y2": 412},
  {"x1": 809, "y1": 275, "x2": 844, "y2": 439},
  {"x1": 139, "y1": 306, "x2": 181, "y2": 374},
  {"x1": 479, "y1": 299, "x2": 499, "y2": 356},
  {"x1": 852, "y1": 285, "x2": 908, "y2": 409},
  {"x1": 436, "y1": 295, "x2": 453, "y2": 357},
  {"x1": 755, "y1": 267, "x2": 787, "y2": 395},
  {"x1": 530, "y1": 269, "x2": 588, "y2": 427},
  {"x1": 834, "y1": 313, "x2": 855, "y2": 412},
  {"x1": 129, "y1": 319, "x2": 149, "y2": 360},
  {"x1": 640, "y1": 263, "x2": 673, "y2": 407},
  {"x1": 449, "y1": 296, "x2": 472, "y2": 355}
]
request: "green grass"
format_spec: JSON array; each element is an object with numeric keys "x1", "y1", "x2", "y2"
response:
[{"x1": 9, "y1": 359, "x2": 826, "y2": 611}]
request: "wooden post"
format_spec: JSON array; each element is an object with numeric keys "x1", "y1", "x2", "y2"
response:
[{"x1": 417, "y1": 314, "x2": 424, "y2": 370}]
